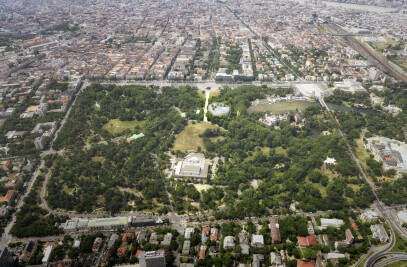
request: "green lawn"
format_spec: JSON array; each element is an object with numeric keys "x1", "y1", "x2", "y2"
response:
[
  {"x1": 384, "y1": 261, "x2": 407, "y2": 267},
  {"x1": 102, "y1": 119, "x2": 145, "y2": 134},
  {"x1": 313, "y1": 182, "x2": 327, "y2": 197},
  {"x1": 92, "y1": 156, "x2": 105, "y2": 163},
  {"x1": 247, "y1": 101, "x2": 316, "y2": 114},
  {"x1": 393, "y1": 59, "x2": 407, "y2": 72},
  {"x1": 172, "y1": 121, "x2": 220, "y2": 152},
  {"x1": 355, "y1": 138, "x2": 370, "y2": 165},
  {"x1": 245, "y1": 147, "x2": 271, "y2": 162},
  {"x1": 275, "y1": 146, "x2": 287, "y2": 155},
  {"x1": 392, "y1": 230, "x2": 407, "y2": 253},
  {"x1": 210, "y1": 89, "x2": 221, "y2": 98},
  {"x1": 370, "y1": 37, "x2": 403, "y2": 51},
  {"x1": 348, "y1": 184, "x2": 361, "y2": 191}
]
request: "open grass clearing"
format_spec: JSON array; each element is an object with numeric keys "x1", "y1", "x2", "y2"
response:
[
  {"x1": 209, "y1": 89, "x2": 221, "y2": 98},
  {"x1": 210, "y1": 136, "x2": 225, "y2": 142},
  {"x1": 355, "y1": 138, "x2": 370, "y2": 161},
  {"x1": 248, "y1": 101, "x2": 316, "y2": 114},
  {"x1": 193, "y1": 184, "x2": 212, "y2": 192},
  {"x1": 275, "y1": 146, "x2": 287, "y2": 155},
  {"x1": 245, "y1": 147, "x2": 271, "y2": 162},
  {"x1": 198, "y1": 89, "x2": 206, "y2": 98},
  {"x1": 393, "y1": 59, "x2": 407, "y2": 72},
  {"x1": 92, "y1": 156, "x2": 105, "y2": 163},
  {"x1": 392, "y1": 230, "x2": 407, "y2": 253},
  {"x1": 370, "y1": 37, "x2": 403, "y2": 51},
  {"x1": 102, "y1": 119, "x2": 145, "y2": 134},
  {"x1": 172, "y1": 121, "x2": 220, "y2": 152},
  {"x1": 305, "y1": 178, "x2": 327, "y2": 197},
  {"x1": 348, "y1": 184, "x2": 361, "y2": 191},
  {"x1": 384, "y1": 261, "x2": 407, "y2": 267},
  {"x1": 318, "y1": 167, "x2": 338, "y2": 182}
]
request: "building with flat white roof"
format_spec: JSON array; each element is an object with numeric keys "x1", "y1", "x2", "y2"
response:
[
  {"x1": 334, "y1": 79, "x2": 367, "y2": 94},
  {"x1": 370, "y1": 224, "x2": 389, "y2": 243},
  {"x1": 175, "y1": 153, "x2": 209, "y2": 179},
  {"x1": 42, "y1": 245, "x2": 54, "y2": 263},
  {"x1": 185, "y1": 227, "x2": 195, "y2": 239},
  {"x1": 252, "y1": 234, "x2": 264, "y2": 248},
  {"x1": 294, "y1": 83, "x2": 329, "y2": 98},
  {"x1": 139, "y1": 250, "x2": 166, "y2": 267},
  {"x1": 398, "y1": 211, "x2": 407, "y2": 223},
  {"x1": 321, "y1": 218, "x2": 344, "y2": 228}
]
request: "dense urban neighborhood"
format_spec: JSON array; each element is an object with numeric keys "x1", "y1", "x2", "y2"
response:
[{"x1": 1, "y1": 0, "x2": 407, "y2": 266}]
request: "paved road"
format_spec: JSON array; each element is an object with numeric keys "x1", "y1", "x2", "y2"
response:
[
  {"x1": 319, "y1": 98, "x2": 407, "y2": 267},
  {"x1": 327, "y1": 23, "x2": 407, "y2": 83},
  {"x1": 225, "y1": 4, "x2": 304, "y2": 82},
  {"x1": 0, "y1": 80, "x2": 88, "y2": 248},
  {"x1": 374, "y1": 254, "x2": 407, "y2": 267}
]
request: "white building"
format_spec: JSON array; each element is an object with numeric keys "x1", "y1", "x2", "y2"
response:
[
  {"x1": 223, "y1": 236, "x2": 236, "y2": 251},
  {"x1": 42, "y1": 245, "x2": 54, "y2": 263},
  {"x1": 185, "y1": 227, "x2": 195, "y2": 239},
  {"x1": 251, "y1": 235, "x2": 264, "y2": 248},
  {"x1": 370, "y1": 224, "x2": 389, "y2": 243},
  {"x1": 321, "y1": 218, "x2": 344, "y2": 228}
]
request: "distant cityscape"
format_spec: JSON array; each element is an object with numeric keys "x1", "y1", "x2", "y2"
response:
[{"x1": 1, "y1": 0, "x2": 407, "y2": 267}]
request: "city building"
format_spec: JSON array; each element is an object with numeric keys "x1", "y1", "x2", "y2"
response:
[
  {"x1": 161, "y1": 233, "x2": 172, "y2": 246},
  {"x1": 253, "y1": 254, "x2": 265, "y2": 267},
  {"x1": 223, "y1": 236, "x2": 236, "y2": 251},
  {"x1": 270, "y1": 252, "x2": 283, "y2": 267},
  {"x1": 321, "y1": 218, "x2": 344, "y2": 228},
  {"x1": 92, "y1": 237, "x2": 102, "y2": 252},
  {"x1": 175, "y1": 154, "x2": 209, "y2": 179},
  {"x1": 367, "y1": 137, "x2": 407, "y2": 173},
  {"x1": 239, "y1": 230, "x2": 249, "y2": 245},
  {"x1": 297, "y1": 259, "x2": 316, "y2": 267},
  {"x1": 0, "y1": 247, "x2": 14, "y2": 267},
  {"x1": 139, "y1": 251, "x2": 166, "y2": 267},
  {"x1": 270, "y1": 219, "x2": 281, "y2": 244},
  {"x1": 251, "y1": 235, "x2": 265, "y2": 248},
  {"x1": 184, "y1": 227, "x2": 195, "y2": 239},
  {"x1": 334, "y1": 79, "x2": 367, "y2": 94},
  {"x1": 297, "y1": 236, "x2": 318, "y2": 247},
  {"x1": 0, "y1": 190, "x2": 15, "y2": 203},
  {"x1": 182, "y1": 240, "x2": 191, "y2": 255},
  {"x1": 208, "y1": 102, "x2": 230, "y2": 116},
  {"x1": 370, "y1": 224, "x2": 389, "y2": 243},
  {"x1": 335, "y1": 229, "x2": 354, "y2": 248},
  {"x1": 42, "y1": 245, "x2": 54, "y2": 263}
]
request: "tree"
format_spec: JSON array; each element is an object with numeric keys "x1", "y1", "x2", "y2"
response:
[{"x1": 303, "y1": 248, "x2": 317, "y2": 260}]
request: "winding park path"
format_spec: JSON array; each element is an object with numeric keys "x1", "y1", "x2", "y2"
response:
[
  {"x1": 2, "y1": 78, "x2": 407, "y2": 267},
  {"x1": 203, "y1": 90, "x2": 209, "y2": 122}
]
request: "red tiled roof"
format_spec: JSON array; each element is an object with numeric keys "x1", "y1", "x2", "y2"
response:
[
  {"x1": 297, "y1": 236, "x2": 317, "y2": 247},
  {"x1": 297, "y1": 236, "x2": 308, "y2": 247},
  {"x1": 199, "y1": 249, "x2": 206, "y2": 260},
  {"x1": 307, "y1": 236, "x2": 317, "y2": 246},
  {"x1": 210, "y1": 233, "x2": 218, "y2": 240},
  {"x1": 92, "y1": 241, "x2": 101, "y2": 250},
  {"x1": 352, "y1": 222, "x2": 359, "y2": 231},
  {"x1": 0, "y1": 190, "x2": 14, "y2": 202},
  {"x1": 117, "y1": 247, "x2": 128, "y2": 256},
  {"x1": 122, "y1": 233, "x2": 133, "y2": 242},
  {"x1": 297, "y1": 259, "x2": 316, "y2": 267}
]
